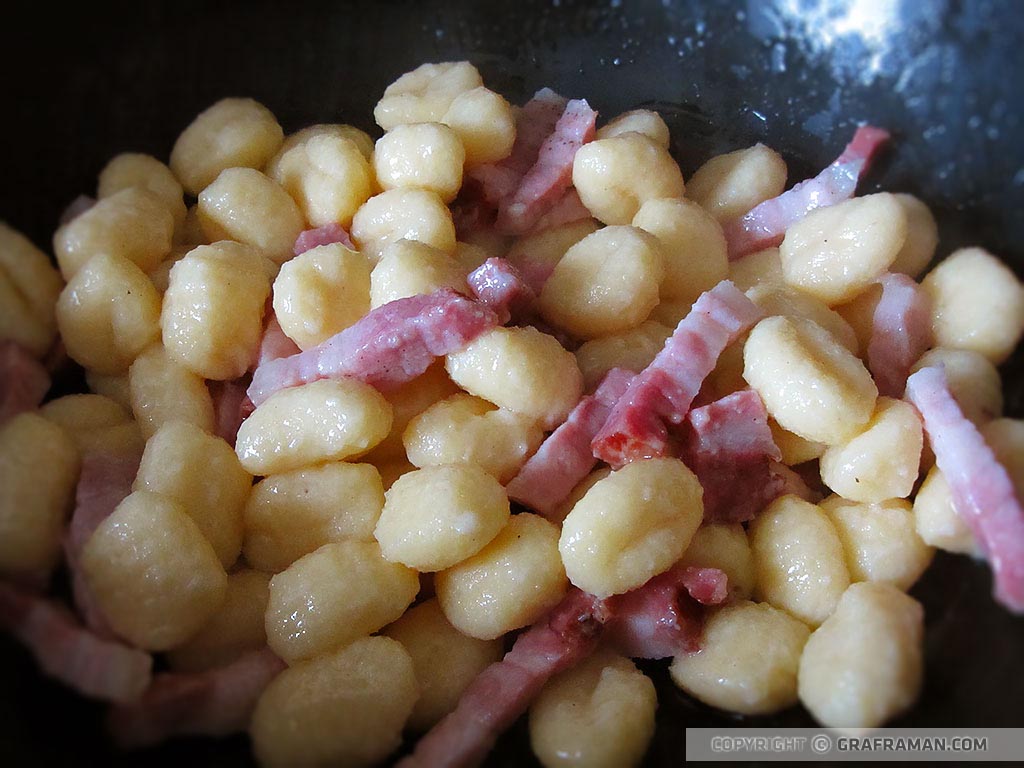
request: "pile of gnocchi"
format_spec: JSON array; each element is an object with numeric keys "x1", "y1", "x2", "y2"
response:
[{"x1": 1, "y1": 58, "x2": 1023, "y2": 768}]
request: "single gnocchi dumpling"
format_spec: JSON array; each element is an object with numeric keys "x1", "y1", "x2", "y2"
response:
[
  {"x1": 798, "y1": 582, "x2": 924, "y2": 728},
  {"x1": 818, "y1": 397, "x2": 923, "y2": 503},
  {"x1": 270, "y1": 132, "x2": 374, "y2": 228},
  {"x1": 351, "y1": 188, "x2": 457, "y2": 263},
  {"x1": 39, "y1": 393, "x2": 143, "y2": 457},
  {"x1": 383, "y1": 599, "x2": 504, "y2": 730},
  {"x1": 243, "y1": 462, "x2": 385, "y2": 573},
  {"x1": 728, "y1": 247, "x2": 784, "y2": 292},
  {"x1": 133, "y1": 421, "x2": 252, "y2": 568},
  {"x1": 820, "y1": 497, "x2": 933, "y2": 591},
  {"x1": 559, "y1": 458, "x2": 703, "y2": 597},
  {"x1": 374, "y1": 464, "x2": 510, "y2": 572},
  {"x1": 197, "y1": 168, "x2": 305, "y2": 264},
  {"x1": 0, "y1": 223, "x2": 63, "y2": 357},
  {"x1": 913, "y1": 466, "x2": 982, "y2": 557},
  {"x1": 0, "y1": 414, "x2": 80, "y2": 577},
  {"x1": 743, "y1": 315, "x2": 877, "y2": 445},
  {"x1": 80, "y1": 490, "x2": 227, "y2": 651},
  {"x1": 161, "y1": 241, "x2": 271, "y2": 381},
  {"x1": 374, "y1": 61, "x2": 483, "y2": 130},
  {"x1": 441, "y1": 86, "x2": 516, "y2": 167},
  {"x1": 166, "y1": 569, "x2": 271, "y2": 672},
  {"x1": 53, "y1": 188, "x2": 174, "y2": 279},
  {"x1": 745, "y1": 282, "x2": 859, "y2": 354},
  {"x1": 631, "y1": 197, "x2": 728, "y2": 306},
  {"x1": 264, "y1": 540, "x2": 418, "y2": 663},
  {"x1": 370, "y1": 239, "x2": 467, "y2": 309},
  {"x1": 780, "y1": 192, "x2": 907, "y2": 305},
  {"x1": 538, "y1": 225, "x2": 665, "y2": 340},
  {"x1": 445, "y1": 326, "x2": 583, "y2": 429},
  {"x1": 373, "y1": 123, "x2": 466, "y2": 203},
  {"x1": 596, "y1": 108, "x2": 670, "y2": 148},
  {"x1": 251, "y1": 636, "x2": 418, "y2": 768},
  {"x1": 235, "y1": 378, "x2": 393, "y2": 476},
  {"x1": 403, "y1": 393, "x2": 544, "y2": 483},
  {"x1": 129, "y1": 344, "x2": 216, "y2": 439},
  {"x1": 265, "y1": 124, "x2": 374, "y2": 178},
  {"x1": 56, "y1": 252, "x2": 162, "y2": 375},
  {"x1": 750, "y1": 495, "x2": 850, "y2": 627},
  {"x1": 678, "y1": 523, "x2": 756, "y2": 601},
  {"x1": 435, "y1": 513, "x2": 567, "y2": 640},
  {"x1": 670, "y1": 601, "x2": 810, "y2": 715},
  {"x1": 273, "y1": 242, "x2": 372, "y2": 349},
  {"x1": 572, "y1": 132, "x2": 685, "y2": 225},
  {"x1": 685, "y1": 143, "x2": 788, "y2": 223},
  {"x1": 767, "y1": 419, "x2": 825, "y2": 467},
  {"x1": 889, "y1": 193, "x2": 938, "y2": 278},
  {"x1": 85, "y1": 371, "x2": 133, "y2": 412},
  {"x1": 922, "y1": 247, "x2": 1024, "y2": 364},
  {"x1": 529, "y1": 650, "x2": 657, "y2": 768},
  {"x1": 98, "y1": 152, "x2": 187, "y2": 229},
  {"x1": 170, "y1": 97, "x2": 284, "y2": 196}
]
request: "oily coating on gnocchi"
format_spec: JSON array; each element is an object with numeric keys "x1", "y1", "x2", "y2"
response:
[{"x1": 7, "y1": 59, "x2": 1024, "y2": 768}]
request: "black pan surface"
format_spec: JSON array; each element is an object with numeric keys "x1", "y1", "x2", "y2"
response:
[{"x1": 1, "y1": 1, "x2": 1023, "y2": 765}]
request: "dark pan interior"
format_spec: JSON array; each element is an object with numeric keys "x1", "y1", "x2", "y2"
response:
[{"x1": 1, "y1": 1, "x2": 1022, "y2": 765}]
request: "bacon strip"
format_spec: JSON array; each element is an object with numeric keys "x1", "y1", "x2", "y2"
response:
[
  {"x1": 208, "y1": 379, "x2": 249, "y2": 446},
  {"x1": 603, "y1": 564, "x2": 728, "y2": 659},
  {"x1": 592, "y1": 282, "x2": 762, "y2": 468},
  {"x1": 293, "y1": 222, "x2": 355, "y2": 255},
  {"x1": 867, "y1": 273, "x2": 933, "y2": 397},
  {"x1": 466, "y1": 257, "x2": 536, "y2": 324},
  {"x1": 398, "y1": 589, "x2": 606, "y2": 768},
  {"x1": 682, "y1": 389, "x2": 784, "y2": 523},
  {"x1": 905, "y1": 366, "x2": 1024, "y2": 612},
  {"x1": 257, "y1": 313, "x2": 301, "y2": 368},
  {"x1": 495, "y1": 99, "x2": 597, "y2": 236},
  {"x1": 469, "y1": 88, "x2": 569, "y2": 206},
  {"x1": 248, "y1": 289, "x2": 500, "y2": 406},
  {"x1": 528, "y1": 189, "x2": 592, "y2": 233},
  {"x1": 0, "y1": 341, "x2": 50, "y2": 424},
  {"x1": 723, "y1": 125, "x2": 890, "y2": 260},
  {"x1": 0, "y1": 582, "x2": 151, "y2": 702},
  {"x1": 64, "y1": 447, "x2": 141, "y2": 636},
  {"x1": 108, "y1": 647, "x2": 285, "y2": 748},
  {"x1": 507, "y1": 368, "x2": 634, "y2": 518}
]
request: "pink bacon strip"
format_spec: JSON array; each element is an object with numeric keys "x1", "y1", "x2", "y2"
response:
[
  {"x1": 723, "y1": 125, "x2": 890, "y2": 260},
  {"x1": 398, "y1": 589, "x2": 607, "y2": 768},
  {"x1": 528, "y1": 189, "x2": 592, "y2": 233},
  {"x1": 905, "y1": 366, "x2": 1024, "y2": 612},
  {"x1": 248, "y1": 289, "x2": 500, "y2": 406},
  {"x1": 469, "y1": 88, "x2": 569, "y2": 206},
  {"x1": 495, "y1": 99, "x2": 597, "y2": 235},
  {"x1": 604, "y1": 564, "x2": 728, "y2": 659},
  {"x1": 208, "y1": 379, "x2": 249, "y2": 446},
  {"x1": 592, "y1": 281, "x2": 763, "y2": 468},
  {"x1": 867, "y1": 273, "x2": 933, "y2": 397},
  {"x1": 466, "y1": 257, "x2": 536, "y2": 324},
  {"x1": 0, "y1": 582, "x2": 152, "y2": 703},
  {"x1": 682, "y1": 389, "x2": 784, "y2": 523},
  {"x1": 507, "y1": 368, "x2": 635, "y2": 518},
  {"x1": 108, "y1": 647, "x2": 286, "y2": 748},
  {"x1": 293, "y1": 222, "x2": 355, "y2": 255},
  {"x1": 64, "y1": 447, "x2": 142, "y2": 637},
  {"x1": 0, "y1": 341, "x2": 50, "y2": 425}
]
